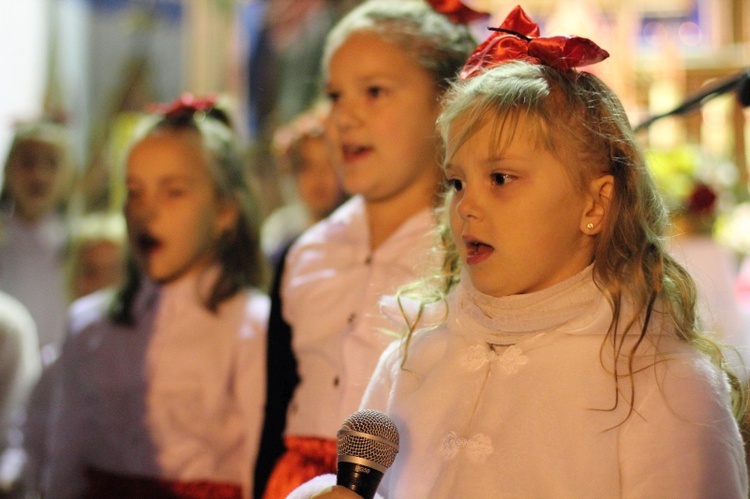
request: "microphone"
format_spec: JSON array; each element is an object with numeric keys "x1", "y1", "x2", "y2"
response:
[{"x1": 336, "y1": 409, "x2": 400, "y2": 499}]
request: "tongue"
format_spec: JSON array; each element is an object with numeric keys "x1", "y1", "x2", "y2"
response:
[{"x1": 474, "y1": 243, "x2": 492, "y2": 256}]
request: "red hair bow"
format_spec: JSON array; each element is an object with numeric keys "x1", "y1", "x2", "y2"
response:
[
  {"x1": 425, "y1": 0, "x2": 488, "y2": 24},
  {"x1": 149, "y1": 93, "x2": 218, "y2": 119},
  {"x1": 460, "y1": 5, "x2": 609, "y2": 79}
]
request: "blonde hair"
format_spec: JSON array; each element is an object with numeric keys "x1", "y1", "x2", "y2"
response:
[
  {"x1": 322, "y1": 0, "x2": 476, "y2": 93},
  {"x1": 402, "y1": 61, "x2": 745, "y2": 420}
]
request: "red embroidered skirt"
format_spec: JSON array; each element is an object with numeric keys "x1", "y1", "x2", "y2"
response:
[
  {"x1": 84, "y1": 467, "x2": 242, "y2": 499},
  {"x1": 262, "y1": 436, "x2": 337, "y2": 499}
]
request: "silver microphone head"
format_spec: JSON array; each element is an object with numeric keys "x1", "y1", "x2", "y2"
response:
[{"x1": 337, "y1": 409, "x2": 400, "y2": 473}]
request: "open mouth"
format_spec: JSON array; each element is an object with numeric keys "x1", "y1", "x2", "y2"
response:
[
  {"x1": 465, "y1": 238, "x2": 493, "y2": 264},
  {"x1": 342, "y1": 144, "x2": 372, "y2": 162},
  {"x1": 27, "y1": 182, "x2": 49, "y2": 197},
  {"x1": 135, "y1": 233, "x2": 162, "y2": 255}
]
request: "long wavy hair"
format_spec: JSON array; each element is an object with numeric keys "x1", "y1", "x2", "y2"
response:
[{"x1": 399, "y1": 60, "x2": 745, "y2": 421}]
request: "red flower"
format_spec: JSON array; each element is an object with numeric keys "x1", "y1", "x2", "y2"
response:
[
  {"x1": 687, "y1": 182, "x2": 717, "y2": 214},
  {"x1": 425, "y1": 0, "x2": 489, "y2": 24},
  {"x1": 460, "y1": 5, "x2": 609, "y2": 79}
]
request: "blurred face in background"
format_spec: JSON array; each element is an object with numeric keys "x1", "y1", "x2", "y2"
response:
[
  {"x1": 124, "y1": 129, "x2": 237, "y2": 283},
  {"x1": 5, "y1": 139, "x2": 70, "y2": 222},
  {"x1": 294, "y1": 134, "x2": 345, "y2": 222}
]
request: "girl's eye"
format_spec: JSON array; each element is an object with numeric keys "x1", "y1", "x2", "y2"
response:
[
  {"x1": 167, "y1": 189, "x2": 186, "y2": 198},
  {"x1": 367, "y1": 86, "x2": 384, "y2": 98},
  {"x1": 45, "y1": 158, "x2": 59, "y2": 171},
  {"x1": 125, "y1": 188, "x2": 141, "y2": 201},
  {"x1": 447, "y1": 178, "x2": 463, "y2": 192},
  {"x1": 491, "y1": 173, "x2": 514, "y2": 186}
]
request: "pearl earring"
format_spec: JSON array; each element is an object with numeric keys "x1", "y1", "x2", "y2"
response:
[{"x1": 586, "y1": 223, "x2": 594, "y2": 230}]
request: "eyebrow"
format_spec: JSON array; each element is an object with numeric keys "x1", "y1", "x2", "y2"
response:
[
  {"x1": 445, "y1": 154, "x2": 507, "y2": 170},
  {"x1": 125, "y1": 172, "x2": 197, "y2": 184},
  {"x1": 442, "y1": 162, "x2": 459, "y2": 174},
  {"x1": 333, "y1": 70, "x2": 401, "y2": 86}
]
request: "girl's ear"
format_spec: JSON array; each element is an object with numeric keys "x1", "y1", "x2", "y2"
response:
[
  {"x1": 214, "y1": 199, "x2": 240, "y2": 238},
  {"x1": 581, "y1": 174, "x2": 613, "y2": 235}
]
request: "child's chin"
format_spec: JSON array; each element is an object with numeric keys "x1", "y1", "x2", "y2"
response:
[
  {"x1": 138, "y1": 262, "x2": 170, "y2": 283},
  {"x1": 151, "y1": 267, "x2": 195, "y2": 285},
  {"x1": 150, "y1": 270, "x2": 178, "y2": 284},
  {"x1": 17, "y1": 201, "x2": 54, "y2": 220}
]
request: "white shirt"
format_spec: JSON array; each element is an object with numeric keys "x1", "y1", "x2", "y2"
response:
[
  {"x1": 0, "y1": 213, "x2": 68, "y2": 356},
  {"x1": 360, "y1": 267, "x2": 748, "y2": 498},
  {"x1": 46, "y1": 271, "x2": 269, "y2": 498},
  {"x1": 0, "y1": 290, "x2": 40, "y2": 447},
  {"x1": 282, "y1": 195, "x2": 438, "y2": 439}
]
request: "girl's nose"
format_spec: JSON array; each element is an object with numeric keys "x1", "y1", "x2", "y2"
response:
[
  {"x1": 21, "y1": 158, "x2": 57, "y2": 179},
  {"x1": 331, "y1": 98, "x2": 361, "y2": 131},
  {"x1": 455, "y1": 188, "x2": 480, "y2": 221},
  {"x1": 127, "y1": 197, "x2": 157, "y2": 224}
]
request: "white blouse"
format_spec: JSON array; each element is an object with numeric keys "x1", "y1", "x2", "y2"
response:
[
  {"x1": 360, "y1": 267, "x2": 748, "y2": 498},
  {"x1": 281, "y1": 195, "x2": 438, "y2": 439},
  {"x1": 46, "y1": 271, "x2": 269, "y2": 499},
  {"x1": 0, "y1": 213, "x2": 67, "y2": 356}
]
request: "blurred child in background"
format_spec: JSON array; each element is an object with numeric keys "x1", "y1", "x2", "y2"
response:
[
  {"x1": 0, "y1": 120, "x2": 76, "y2": 362},
  {"x1": 45, "y1": 95, "x2": 269, "y2": 498},
  {"x1": 65, "y1": 211, "x2": 127, "y2": 300},
  {"x1": 260, "y1": 101, "x2": 347, "y2": 268}
]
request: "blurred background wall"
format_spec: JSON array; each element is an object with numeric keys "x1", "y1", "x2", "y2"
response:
[{"x1": 1, "y1": 0, "x2": 749, "y2": 225}]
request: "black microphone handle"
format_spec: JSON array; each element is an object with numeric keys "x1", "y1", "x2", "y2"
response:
[{"x1": 336, "y1": 461, "x2": 384, "y2": 499}]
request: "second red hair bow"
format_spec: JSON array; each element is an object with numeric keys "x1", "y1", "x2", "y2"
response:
[{"x1": 425, "y1": 0, "x2": 489, "y2": 24}]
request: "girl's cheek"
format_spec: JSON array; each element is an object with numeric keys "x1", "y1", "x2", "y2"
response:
[
  {"x1": 123, "y1": 205, "x2": 140, "y2": 225},
  {"x1": 53, "y1": 176, "x2": 69, "y2": 198}
]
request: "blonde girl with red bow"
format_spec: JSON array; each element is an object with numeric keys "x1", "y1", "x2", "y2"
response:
[{"x1": 298, "y1": 5, "x2": 748, "y2": 499}]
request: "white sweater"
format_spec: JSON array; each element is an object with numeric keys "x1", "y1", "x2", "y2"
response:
[{"x1": 357, "y1": 267, "x2": 748, "y2": 498}]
